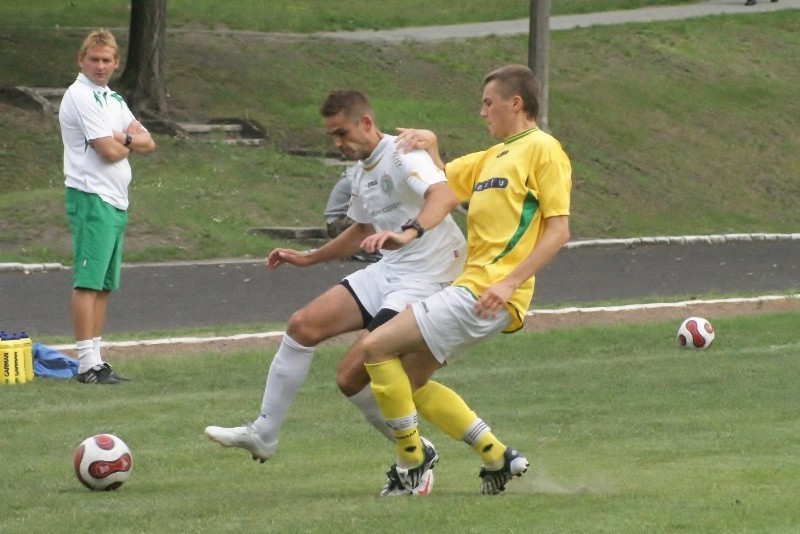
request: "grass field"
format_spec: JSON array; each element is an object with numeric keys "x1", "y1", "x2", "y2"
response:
[
  {"x1": 1, "y1": 4, "x2": 797, "y2": 532},
  {"x1": 1, "y1": 5, "x2": 797, "y2": 528},
  {"x1": 1, "y1": 313, "x2": 799, "y2": 533}
]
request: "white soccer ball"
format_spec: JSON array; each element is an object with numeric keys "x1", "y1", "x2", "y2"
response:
[
  {"x1": 73, "y1": 434, "x2": 133, "y2": 491},
  {"x1": 677, "y1": 317, "x2": 715, "y2": 350}
]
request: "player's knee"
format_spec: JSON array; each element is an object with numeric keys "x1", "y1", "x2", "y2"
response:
[
  {"x1": 285, "y1": 309, "x2": 319, "y2": 346},
  {"x1": 407, "y1": 376, "x2": 428, "y2": 392},
  {"x1": 335, "y1": 366, "x2": 360, "y2": 396},
  {"x1": 360, "y1": 333, "x2": 382, "y2": 364},
  {"x1": 336, "y1": 353, "x2": 369, "y2": 396},
  {"x1": 334, "y1": 368, "x2": 347, "y2": 394}
]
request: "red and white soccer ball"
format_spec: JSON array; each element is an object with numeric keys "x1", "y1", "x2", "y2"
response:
[
  {"x1": 73, "y1": 434, "x2": 133, "y2": 491},
  {"x1": 677, "y1": 317, "x2": 715, "y2": 350}
]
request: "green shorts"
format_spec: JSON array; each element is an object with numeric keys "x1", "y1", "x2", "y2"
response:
[{"x1": 65, "y1": 188, "x2": 127, "y2": 291}]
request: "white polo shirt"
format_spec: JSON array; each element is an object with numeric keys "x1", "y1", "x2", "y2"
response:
[
  {"x1": 59, "y1": 73, "x2": 136, "y2": 210},
  {"x1": 348, "y1": 135, "x2": 466, "y2": 283}
]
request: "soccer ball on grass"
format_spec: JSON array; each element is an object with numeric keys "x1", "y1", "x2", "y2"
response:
[
  {"x1": 73, "y1": 434, "x2": 133, "y2": 491},
  {"x1": 677, "y1": 317, "x2": 715, "y2": 349}
]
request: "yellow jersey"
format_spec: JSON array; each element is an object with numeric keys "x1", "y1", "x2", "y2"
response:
[{"x1": 444, "y1": 128, "x2": 572, "y2": 332}]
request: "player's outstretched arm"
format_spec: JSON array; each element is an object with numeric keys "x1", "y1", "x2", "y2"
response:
[
  {"x1": 266, "y1": 248, "x2": 312, "y2": 270},
  {"x1": 266, "y1": 222, "x2": 375, "y2": 270}
]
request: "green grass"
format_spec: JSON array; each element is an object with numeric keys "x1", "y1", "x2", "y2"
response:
[
  {"x1": 1, "y1": 3, "x2": 798, "y2": 265},
  {"x1": 2, "y1": 312, "x2": 799, "y2": 532}
]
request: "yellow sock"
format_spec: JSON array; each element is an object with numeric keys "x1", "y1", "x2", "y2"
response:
[
  {"x1": 473, "y1": 431, "x2": 505, "y2": 468},
  {"x1": 366, "y1": 359, "x2": 422, "y2": 467},
  {"x1": 413, "y1": 381, "x2": 505, "y2": 467},
  {"x1": 412, "y1": 381, "x2": 474, "y2": 440}
]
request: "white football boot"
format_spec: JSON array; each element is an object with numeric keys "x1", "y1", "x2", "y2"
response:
[{"x1": 204, "y1": 425, "x2": 277, "y2": 463}]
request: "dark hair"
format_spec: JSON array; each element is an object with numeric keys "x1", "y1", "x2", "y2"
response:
[
  {"x1": 483, "y1": 64, "x2": 540, "y2": 120},
  {"x1": 320, "y1": 90, "x2": 373, "y2": 122}
]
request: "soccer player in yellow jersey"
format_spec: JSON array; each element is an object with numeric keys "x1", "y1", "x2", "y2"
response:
[{"x1": 359, "y1": 64, "x2": 572, "y2": 494}]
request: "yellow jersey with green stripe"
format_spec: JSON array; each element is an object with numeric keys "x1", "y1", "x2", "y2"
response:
[{"x1": 444, "y1": 128, "x2": 572, "y2": 332}]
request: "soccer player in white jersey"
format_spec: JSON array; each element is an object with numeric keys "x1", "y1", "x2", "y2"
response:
[
  {"x1": 59, "y1": 29, "x2": 155, "y2": 384},
  {"x1": 206, "y1": 89, "x2": 474, "y2": 496},
  {"x1": 358, "y1": 64, "x2": 573, "y2": 494}
]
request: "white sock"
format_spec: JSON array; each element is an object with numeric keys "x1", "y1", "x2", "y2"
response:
[
  {"x1": 92, "y1": 336, "x2": 104, "y2": 363},
  {"x1": 347, "y1": 385, "x2": 395, "y2": 442},
  {"x1": 76, "y1": 339, "x2": 99, "y2": 373},
  {"x1": 252, "y1": 333, "x2": 315, "y2": 443}
]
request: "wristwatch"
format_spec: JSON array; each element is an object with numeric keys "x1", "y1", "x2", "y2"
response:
[
  {"x1": 401, "y1": 218, "x2": 425, "y2": 239},
  {"x1": 124, "y1": 134, "x2": 132, "y2": 147}
]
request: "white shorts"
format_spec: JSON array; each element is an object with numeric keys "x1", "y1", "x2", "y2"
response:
[
  {"x1": 344, "y1": 261, "x2": 450, "y2": 317},
  {"x1": 412, "y1": 285, "x2": 511, "y2": 364}
]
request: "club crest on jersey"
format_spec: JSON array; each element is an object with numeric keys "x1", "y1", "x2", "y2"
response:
[
  {"x1": 380, "y1": 174, "x2": 394, "y2": 196},
  {"x1": 473, "y1": 177, "x2": 508, "y2": 192}
]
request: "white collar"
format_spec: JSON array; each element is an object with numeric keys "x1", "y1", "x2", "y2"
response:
[{"x1": 76, "y1": 72, "x2": 108, "y2": 92}]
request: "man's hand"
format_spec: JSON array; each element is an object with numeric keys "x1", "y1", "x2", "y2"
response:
[
  {"x1": 125, "y1": 120, "x2": 146, "y2": 135},
  {"x1": 395, "y1": 128, "x2": 438, "y2": 152},
  {"x1": 123, "y1": 121, "x2": 156, "y2": 154},
  {"x1": 474, "y1": 280, "x2": 515, "y2": 319},
  {"x1": 266, "y1": 248, "x2": 313, "y2": 270},
  {"x1": 360, "y1": 230, "x2": 415, "y2": 253},
  {"x1": 395, "y1": 128, "x2": 444, "y2": 170}
]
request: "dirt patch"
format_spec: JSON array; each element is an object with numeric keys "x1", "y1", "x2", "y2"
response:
[{"x1": 96, "y1": 297, "x2": 799, "y2": 360}]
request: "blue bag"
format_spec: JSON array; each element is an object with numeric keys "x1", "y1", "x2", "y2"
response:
[{"x1": 33, "y1": 343, "x2": 78, "y2": 379}]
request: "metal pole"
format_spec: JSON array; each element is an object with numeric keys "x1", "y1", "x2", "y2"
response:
[{"x1": 528, "y1": 0, "x2": 550, "y2": 131}]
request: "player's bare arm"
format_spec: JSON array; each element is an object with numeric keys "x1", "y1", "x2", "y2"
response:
[
  {"x1": 360, "y1": 182, "x2": 459, "y2": 252},
  {"x1": 474, "y1": 215, "x2": 570, "y2": 318},
  {"x1": 266, "y1": 248, "x2": 312, "y2": 270},
  {"x1": 416, "y1": 181, "x2": 460, "y2": 229},
  {"x1": 267, "y1": 222, "x2": 375, "y2": 270}
]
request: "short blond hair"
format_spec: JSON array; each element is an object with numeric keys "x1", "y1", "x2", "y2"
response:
[{"x1": 78, "y1": 29, "x2": 119, "y2": 61}]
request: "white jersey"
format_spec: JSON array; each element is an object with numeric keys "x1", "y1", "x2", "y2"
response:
[
  {"x1": 348, "y1": 135, "x2": 466, "y2": 283},
  {"x1": 59, "y1": 73, "x2": 137, "y2": 210}
]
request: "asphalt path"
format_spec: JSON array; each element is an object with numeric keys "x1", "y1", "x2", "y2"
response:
[
  {"x1": 312, "y1": 0, "x2": 800, "y2": 42},
  {"x1": 1, "y1": 239, "x2": 797, "y2": 336}
]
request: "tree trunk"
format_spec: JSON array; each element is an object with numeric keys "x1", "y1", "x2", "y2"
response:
[{"x1": 118, "y1": 0, "x2": 168, "y2": 115}]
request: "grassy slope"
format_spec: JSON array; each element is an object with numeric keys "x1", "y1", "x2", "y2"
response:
[
  {"x1": 0, "y1": 6, "x2": 798, "y2": 263},
  {"x1": 6, "y1": 0, "x2": 700, "y2": 32}
]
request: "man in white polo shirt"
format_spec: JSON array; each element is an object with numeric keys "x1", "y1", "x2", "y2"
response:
[{"x1": 59, "y1": 29, "x2": 155, "y2": 384}]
